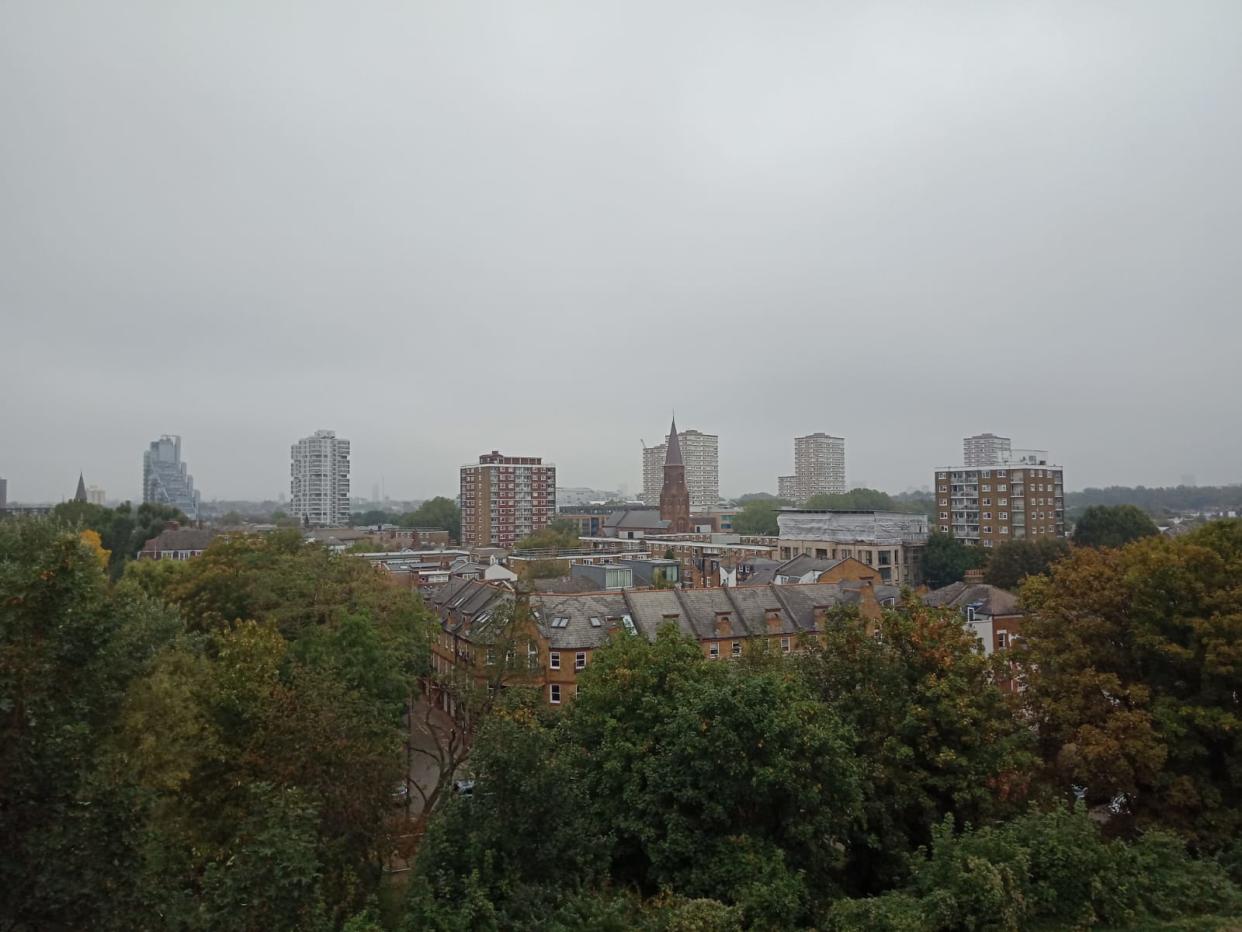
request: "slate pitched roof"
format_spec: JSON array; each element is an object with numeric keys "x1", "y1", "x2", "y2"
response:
[
  {"x1": 429, "y1": 578, "x2": 902, "y2": 651},
  {"x1": 923, "y1": 582, "x2": 1020, "y2": 616}
]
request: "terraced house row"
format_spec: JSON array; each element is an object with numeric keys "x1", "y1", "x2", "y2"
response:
[{"x1": 425, "y1": 575, "x2": 900, "y2": 707}]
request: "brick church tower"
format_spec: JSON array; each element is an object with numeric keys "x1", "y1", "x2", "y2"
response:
[{"x1": 659, "y1": 416, "x2": 692, "y2": 534}]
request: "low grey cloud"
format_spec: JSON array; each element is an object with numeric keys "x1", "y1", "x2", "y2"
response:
[{"x1": 2, "y1": 0, "x2": 1239, "y2": 503}]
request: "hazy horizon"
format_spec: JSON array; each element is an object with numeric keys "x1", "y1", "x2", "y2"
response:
[{"x1": 3, "y1": 1, "x2": 1240, "y2": 503}]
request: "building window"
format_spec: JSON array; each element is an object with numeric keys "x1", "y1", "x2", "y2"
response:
[
  {"x1": 780, "y1": 637, "x2": 791, "y2": 653},
  {"x1": 550, "y1": 684, "x2": 561, "y2": 704},
  {"x1": 485, "y1": 648, "x2": 496, "y2": 666},
  {"x1": 982, "y1": 484, "x2": 991, "y2": 492},
  {"x1": 550, "y1": 651, "x2": 560, "y2": 670},
  {"x1": 1000, "y1": 512, "x2": 1008, "y2": 520},
  {"x1": 576, "y1": 652, "x2": 587, "y2": 670},
  {"x1": 997, "y1": 631, "x2": 1009, "y2": 650},
  {"x1": 732, "y1": 640, "x2": 741, "y2": 657},
  {"x1": 998, "y1": 483, "x2": 1007, "y2": 491},
  {"x1": 1000, "y1": 498, "x2": 1008, "y2": 506},
  {"x1": 1001, "y1": 526, "x2": 1010, "y2": 534},
  {"x1": 709, "y1": 642, "x2": 720, "y2": 659},
  {"x1": 983, "y1": 498, "x2": 991, "y2": 506}
]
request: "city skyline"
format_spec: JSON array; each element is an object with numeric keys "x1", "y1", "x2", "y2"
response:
[
  {"x1": 0, "y1": 416, "x2": 1234, "y2": 505},
  {"x1": 2, "y1": 2, "x2": 1240, "y2": 502}
]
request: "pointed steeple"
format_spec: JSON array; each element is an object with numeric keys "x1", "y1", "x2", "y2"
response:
[
  {"x1": 74, "y1": 472, "x2": 87, "y2": 503},
  {"x1": 665, "y1": 416, "x2": 683, "y2": 467}
]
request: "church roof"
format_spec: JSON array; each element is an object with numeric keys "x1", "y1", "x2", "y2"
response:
[
  {"x1": 74, "y1": 472, "x2": 87, "y2": 503},
  {"x1": 665, "y1": 416, "x2": 683, "y2": 467}
]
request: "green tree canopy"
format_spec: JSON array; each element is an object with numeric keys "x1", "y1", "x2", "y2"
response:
[
  {"x1": 401, "y1": 496, "x2": 462, "y2": 542},
  {"x1": 984, "y1": 537, "x2": 1071, "y2": 590},
  {"x1": 1072, "y1": 503, "x2": 1160, "y2": 548},
  {"x1": 514, "y1": 519, "x2": 579, "y2": 551},
  {"x1": 801, "y1": 598, "x2": 1036, "y2": 893},
  {"x1": 804, "y1": 488, "x2": 895, "y2": 511},
  {"x1": 731, "y1": 498, "x2": 789, "y2": 535},
  {"x1": 51, "y1": 499, "x2": 187, "y2": 578},
  {"x1": 922, "y1": 529, "x2": 987, "y2": 589}
]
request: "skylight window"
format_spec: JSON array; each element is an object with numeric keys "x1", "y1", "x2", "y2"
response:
[
  {"x1": 589, "y1": 616, "x2": 601, "y2": 627},
  {"x1": 621, "y1": 614, "x2": 637, "y2": 636},
  {"x1": 551, "y1": 616, "x2": 570, "y2": 628}
]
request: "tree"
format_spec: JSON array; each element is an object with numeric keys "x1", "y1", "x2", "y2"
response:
[
  {"x1": 352, "y1": 509, "x2": 399, "y2": 527},
  {"x1": 52, "y1": 499, "x2": 188, "y2": 578},
  {"x1": 922, "y1": 530, "x2": 987, "y2": 589},
  {"x1": 805, "y1": 488, "x2": 895, "y2": 511},
  {"x1": 0, "y1": 520, "x2": 183, "y2": 928},
  {"x1": 984, "y1": 538, "x2": 1071, "y2": 590},
  {"x1": 402, "y1": 497, "x2": 462, "y2": 543},
  {"x1": 801, "y1": 599, "x2": 1035, "y2": 894},
  {"x1": 731, "y1": 498, "x2": 789, "y2": 536},
  {"x1": 1018, "y1": 520, "x2": 1242, "y2": 849},
  {"x1": 514, "y1": 520, "x2": 579, "y2": 551},
  {"x1": 562, "y1": 628, "x2": 862, "y2": 926},
  {"x1": 1073, "y1": 504, "x2": 1159, "y2": 548}
]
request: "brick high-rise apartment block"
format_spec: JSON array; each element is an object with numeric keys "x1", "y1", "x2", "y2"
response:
[
  {"x1": 290, "y1": 430, "x2": 351, "y2": 527},
  {"x1": 641, "y1": 427, "x2": 718, "y2": 511},
  {"x1": 460, "y1": 451, "x2": 556, "y2": 549},
  {"x1": 934, "y1": 459, "x2": 1065, "y2": 549}
]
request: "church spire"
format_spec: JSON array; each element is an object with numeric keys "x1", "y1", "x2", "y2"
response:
[
  {"x1": 665, "y1": 415, "x2": 683, "y2": 467},
  {"x1": 659, "y1": 415, "x2": 691, "y2": 534},
  {"x1": 74, "y1": 472, "x2": 87, "y2": 503}
]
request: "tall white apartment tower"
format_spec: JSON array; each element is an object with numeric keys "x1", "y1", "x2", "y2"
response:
[
  {"x1": 794, "y1": 433, "x2": 846, "y2": 502},
  {"x1": 963, "y1": 433, "x2": 1012, "y2": 468},
  {"x1": 640, "y1": 428, "x2": 719, "y2": 510},
  {"x1": 290, "y1": 430, "x2": 351, "y2": 527}
]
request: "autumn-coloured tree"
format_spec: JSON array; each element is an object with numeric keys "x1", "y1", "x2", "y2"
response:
[{"x1": 1018, "y1": 519, "x2": 1242, "y2": 848}]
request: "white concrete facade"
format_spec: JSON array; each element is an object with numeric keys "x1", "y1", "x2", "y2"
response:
[{"x1": 291, "y1": 430, "x2": 351, "y2": 527}]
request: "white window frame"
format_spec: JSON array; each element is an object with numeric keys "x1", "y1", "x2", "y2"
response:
[
  {"x1": 575, "y1": 651, "x2": 587, "y2": 670},
  {"x1": 549, "y1": 651, "x2": 560, "y2": 670},
  {"x1": 549, "y1": 684, "x2": 561, "y2": 704}
]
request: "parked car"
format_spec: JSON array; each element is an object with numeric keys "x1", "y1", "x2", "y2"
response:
[{"x1": 392, "y1": 781, "x2": 410, "y2": 805}]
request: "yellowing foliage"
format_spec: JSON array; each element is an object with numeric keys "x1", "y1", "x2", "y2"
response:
[{"x1": 79, "y1": 529, "x2": 111, "y2": 570}]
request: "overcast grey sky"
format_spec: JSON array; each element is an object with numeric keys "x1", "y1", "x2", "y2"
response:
[{"x1": 2, "y1": 1, "x2": 1239, "y2": 504}]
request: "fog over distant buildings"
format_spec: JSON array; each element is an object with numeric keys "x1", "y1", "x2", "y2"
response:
[{"x1": 2, "y1": 1, "x2": 1240, "y2": 501}]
